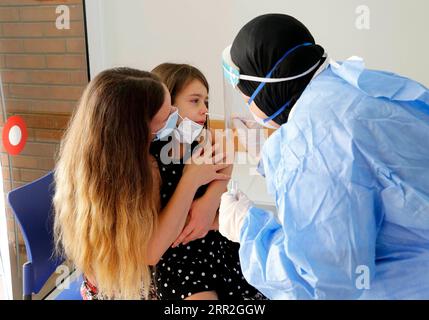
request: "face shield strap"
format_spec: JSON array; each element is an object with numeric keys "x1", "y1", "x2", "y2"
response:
[
  {"x1": 246, "y1": 42, "x2": 313, "y2": 107},
  {"x1": 222, "y1": 42, "x2": 325, "y2": 124},
  {"x1": 262, "y1": 100, "x2": 291, "y2": 123}
]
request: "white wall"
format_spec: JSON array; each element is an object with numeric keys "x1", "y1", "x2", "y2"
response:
[{"x1": 85, "y1": 0, "x2": 429, "y2": 118}]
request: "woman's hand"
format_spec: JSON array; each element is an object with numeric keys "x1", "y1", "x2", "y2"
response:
[
  {"x1": 182, "y1": 143, "x2": 230, "y2": 189},
  {"x1": 171, "y1": 194, "x2": 218, "y2": 247},
  {"x1": 211, "y1": 212, "x2": 219, "y2": 231}
]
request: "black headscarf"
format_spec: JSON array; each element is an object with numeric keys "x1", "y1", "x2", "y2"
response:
[{"x1": 230, "y1": 14, "x2": 326, "y2": 125}]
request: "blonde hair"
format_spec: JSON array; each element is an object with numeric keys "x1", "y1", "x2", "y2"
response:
[{"x1": 53, "y1": 67, "x2": 165, "y2": 299}]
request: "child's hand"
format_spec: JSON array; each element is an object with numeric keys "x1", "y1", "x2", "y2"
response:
[{"x1": 171, "y1": 194, "x2": 219, "y2": 247}]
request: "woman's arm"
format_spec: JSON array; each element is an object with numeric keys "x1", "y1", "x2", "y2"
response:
[
  {"x1": 146, "y1": 153, "x2": 230, "y2": 265},
  {"x1": 171, "y1": 164, "x2": 232, "y2": 247},
  {"x1": 146, "y1": 165, "x2": 199, "y2": 265},
  {"x1": 172, "y1": 127, "x2": 234, "y2": 246}
]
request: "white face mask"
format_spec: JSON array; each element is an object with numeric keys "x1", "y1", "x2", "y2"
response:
[
  {"x1": 152, "y1": 108, "x2": 179, "y2": 141},
  {"x1": 174, "y1": 113, "x2": 204, "y2": 144}
]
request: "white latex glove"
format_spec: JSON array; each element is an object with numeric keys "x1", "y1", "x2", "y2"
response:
[
  {"x1": 219, "y1": 190, "x2": 253, "y2": 243},
  {"x1": 232, "y1": 117, "x2": 265, "y2": 162}
]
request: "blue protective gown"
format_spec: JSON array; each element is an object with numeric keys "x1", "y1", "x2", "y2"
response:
[{"x1": 239, "y1": 58, "x2": 429, "y2": 299}]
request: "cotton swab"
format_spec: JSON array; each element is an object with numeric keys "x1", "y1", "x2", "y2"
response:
[{"x1": 205, "y1": 112, "x2": 224, "y2": 118}]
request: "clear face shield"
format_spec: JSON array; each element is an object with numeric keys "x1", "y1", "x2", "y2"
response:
[
  {"x1": 222, "y1": 45, "x2": 272, "y2": 167},
  {"x1": 222, "y1": 43, "x2": 327, "y2": 167}
]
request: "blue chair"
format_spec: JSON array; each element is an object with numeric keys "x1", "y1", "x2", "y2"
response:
[{"x1": 7, "y1": 171, "x2": 83, "y2": 300}]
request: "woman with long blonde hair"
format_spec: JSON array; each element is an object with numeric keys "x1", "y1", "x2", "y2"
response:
[{"x1": 53, "y1": 67, "x2": 229, "y2": 299}]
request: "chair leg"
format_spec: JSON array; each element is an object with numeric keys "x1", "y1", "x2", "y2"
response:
[{"x1": 23, "y1": 261, "x2": 33, "y2": 300}]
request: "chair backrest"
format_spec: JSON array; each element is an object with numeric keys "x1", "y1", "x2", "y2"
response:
[{"x1": 7, "y1": 171, "x2": 63, "y2": 296}]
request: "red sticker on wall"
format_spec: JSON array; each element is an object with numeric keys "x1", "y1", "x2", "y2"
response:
[{"x1": 2, "y1": 116, "x2": 28, "y2": 155}]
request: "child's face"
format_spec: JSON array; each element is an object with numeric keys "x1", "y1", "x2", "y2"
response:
[{"x1": 174, "y1": 79, "x2": 208, "y2": 125}]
